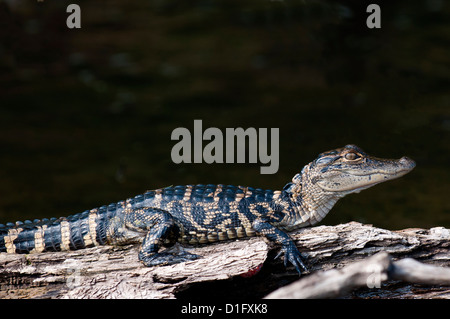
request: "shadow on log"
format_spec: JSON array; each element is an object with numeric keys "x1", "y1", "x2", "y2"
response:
[{"x1": 0, "y1": 222, "x2": 449, "y2": 299}]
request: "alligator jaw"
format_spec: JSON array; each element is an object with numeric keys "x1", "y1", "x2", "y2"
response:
[
  {"x1": 297, "y1": 145, "x2": 414, "y2": 194},
  {"x1": 329, "y1": 156, "x2": 414, "y2": 194}
]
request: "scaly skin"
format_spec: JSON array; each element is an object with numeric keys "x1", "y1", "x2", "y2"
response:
[{"x1": 0, "y1": 145, "x2": 415, "y2": 274}]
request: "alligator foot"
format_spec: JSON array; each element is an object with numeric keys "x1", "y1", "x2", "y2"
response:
[{"x1": 275, "y1": 243, "x2": 308, "y2": 275}]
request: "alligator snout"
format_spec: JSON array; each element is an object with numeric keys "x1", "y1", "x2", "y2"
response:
[{"x1": 399, "y1": 156, "x2": 416, "y2": 170}]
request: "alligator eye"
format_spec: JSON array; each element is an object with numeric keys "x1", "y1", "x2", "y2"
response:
[{"x1": 344, "y1": 152, "x2": 359, "y2": 160}]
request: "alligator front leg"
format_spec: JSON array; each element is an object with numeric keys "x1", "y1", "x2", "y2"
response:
[
  {"x1": 252, "y1": 219, "x2": 307, "y2": 274},
  {"x1": 124, "y1": 207, "x2": 199, "y2": 266}
]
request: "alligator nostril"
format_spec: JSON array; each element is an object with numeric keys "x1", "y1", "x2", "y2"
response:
[{"x1": 400, "y1": 156, "x2": 416, "y2": 168}]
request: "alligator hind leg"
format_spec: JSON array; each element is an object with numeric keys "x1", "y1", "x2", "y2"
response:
[{"x1": 125, "y1": 207, "x2": 199, "y2": 267}]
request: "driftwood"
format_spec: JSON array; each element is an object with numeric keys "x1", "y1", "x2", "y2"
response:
[
  {"x1": 0, "y1": 222, "x2": 449, "y2": 299},
  {"x1": 265, "y1": 251, "x2": 450, "y2": 299}
]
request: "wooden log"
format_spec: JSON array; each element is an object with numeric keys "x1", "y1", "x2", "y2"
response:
[
  {"x1": 264, "y1": 252, "x2": 450, "y2": 299},
  {"x1": 289, "y1": 222, "x2": 450, "y2": 271},
  {"x1": 390, "y1": 257, "x2": 450, "y2": 286},
  {"x1": 0, "y1": 222, "x2": 448, "y2": 299},
  {"x1": 0, "y1": 239, "x2": 268, "y2": 299}
]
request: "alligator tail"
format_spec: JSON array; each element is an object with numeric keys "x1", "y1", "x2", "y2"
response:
[{"x1": 0, "y1": 207, "x2": 111, "y2": 254}]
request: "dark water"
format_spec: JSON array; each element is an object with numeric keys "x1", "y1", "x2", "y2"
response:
[{"x1": 0, "y1": 0, "x2": 449, "y2": 230}]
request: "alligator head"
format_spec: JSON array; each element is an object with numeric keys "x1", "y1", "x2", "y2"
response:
[
  {"x1": 307, "y1": 144, "x2": 416, "y2": 194},
  {"x1": 284, "y1": 144, "x2": 415, "y2": 228}
]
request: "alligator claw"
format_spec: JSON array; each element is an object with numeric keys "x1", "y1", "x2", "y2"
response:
[
  {"x1": 276, "y1": 244, "x2": 308, "y2": 275},
  {"x1": 274, "y1": 249, "x2": 284, "y2": 260},
  {"x1": 286, "y1": 251, "x2": 308, "y2": 275}
]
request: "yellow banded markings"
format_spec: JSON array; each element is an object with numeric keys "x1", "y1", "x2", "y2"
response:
[
  {"x1": 31, "y1": 225, "x2": 47, "y2": 253},
  {"x1": 83, "y1": 210, "x2": 99, "y2": 247},
  {"x1": 60, "y1": 220, "x2": 71, "y2": 251},
  {"x1": 4, "y1": 228, "x2": 23, "y2": 253},
  {"x1": 272, "y1": 190, "x2": 282, "y2": 200},
  {"x1": 213, "y1": 185, "x2": 223, "y2": 202},
  {"x1": 183, "y1": 185, "x2": 193, "y2": 201},
  {"x1": 154, "y1": 188, "x2": 163, "y2": 201}
]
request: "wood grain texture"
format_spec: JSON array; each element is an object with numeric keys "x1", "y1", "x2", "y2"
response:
[{"x1": 0, "y1": 222, "x2": 448, "y2": 299}]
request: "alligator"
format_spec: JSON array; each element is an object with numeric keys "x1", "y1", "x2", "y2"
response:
[{"x1": 0, "y1": 145, "x2": 415, "y2": 274}]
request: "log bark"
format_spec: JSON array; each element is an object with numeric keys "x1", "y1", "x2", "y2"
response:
[
  {"x1": 0, "y1": 221, "x2": 449, "y2": 299},
  {"x1": 264, "y1": 252, "x2": 450, "y2": 299}
]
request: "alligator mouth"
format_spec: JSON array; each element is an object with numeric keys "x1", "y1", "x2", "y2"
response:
[
  {"x1": 349, "y1": 158, "x2": 415, "y2": 193},
  {"x1": 318, "y1": 156, "x2": 416, "y2": 193},
  {"x1": 346, "y1": 156, "x2": 416, "y2": 177},
  {"x1": 350, "y1": 167, "x2": 414, "y2": 178}
]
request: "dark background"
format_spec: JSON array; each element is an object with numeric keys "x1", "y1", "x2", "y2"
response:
[{"x1": 0, "y1": 0, "x2": 449, "y2": 230}]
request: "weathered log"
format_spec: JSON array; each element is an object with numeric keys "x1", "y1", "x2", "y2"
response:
[
  {"x1": 0, "y1": 238, "x2": 268, "y2": 298},
  {"x1": 390, "y1": 257, "x2": 450, "y2": 285},
  {"x1": 0, "y1": 222, "x2": 448, "y2": 299},
  {"x1": 264, "y1": 252, "x2": 450, "y2": 299}
]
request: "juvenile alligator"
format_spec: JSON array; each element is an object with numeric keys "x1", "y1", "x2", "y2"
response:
[{"x1": 0, "y1": 145, "x2": 415, "y2": 274}]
